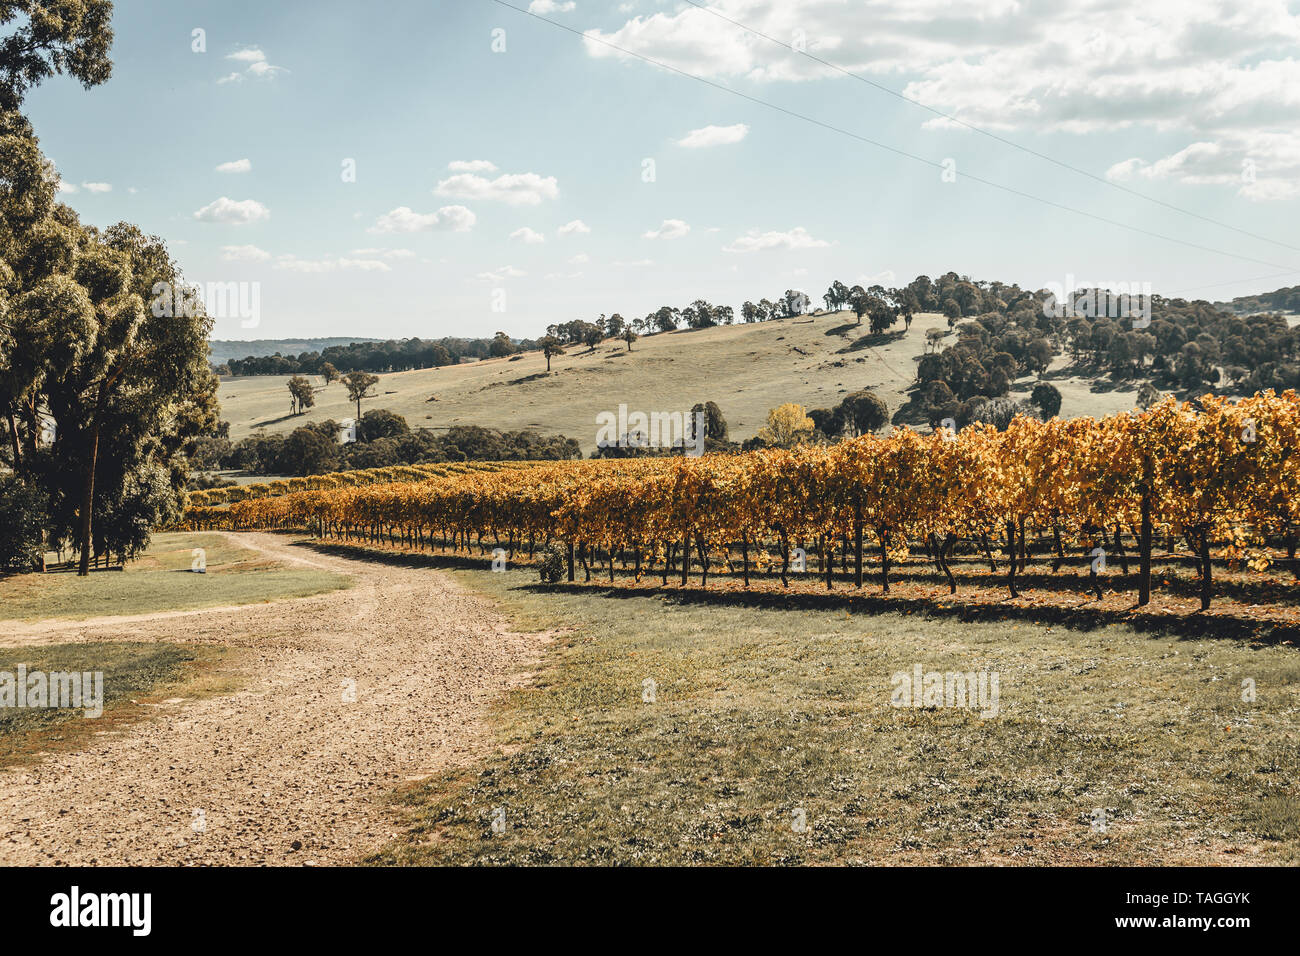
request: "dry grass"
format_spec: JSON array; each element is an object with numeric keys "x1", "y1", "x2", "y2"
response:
[
  {"x1": 216, "y1": 312, "x2": 1140, "y2": 452},
  {"x1": 0, "y1": 641, "x2": 240, "y2": 769},
  {"x1": 367, "y1": 564, "x2": 1300, "y2": 866},
  {"x1": 0, "y1": 532, "x2": 350, "y2": 622}
]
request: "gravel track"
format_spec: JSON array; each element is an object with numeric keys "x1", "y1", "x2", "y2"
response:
[{"x1": 0, "y1": 533, "x2": 548, "y2": 865}]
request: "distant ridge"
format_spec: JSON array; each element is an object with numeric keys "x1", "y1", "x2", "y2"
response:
[{"x1": 208, "y1": 337, "x2": 382, "y2": 365}]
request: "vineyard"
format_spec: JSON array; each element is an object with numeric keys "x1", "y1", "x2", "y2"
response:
[
  {"x1": 184, "y1": 460, "x2": 543, "y2": 507},
  {"x1": 183, "y1": 393, "x2": 1300, "y2": 619}
]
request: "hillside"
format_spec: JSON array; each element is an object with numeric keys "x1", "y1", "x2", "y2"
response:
[
  {"x1": 215, "y1": 311, "x2": 1140, "y2": 453},
  {"x1": 208, "y1": 337, "x2": 381, "y2": 366}
]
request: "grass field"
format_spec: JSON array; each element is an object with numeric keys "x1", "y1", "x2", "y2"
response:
[
  {"x1": 216, "y1": 312, "x2": 1140, "y2": 452},
  {"x1": 0, "y1": 641, "x2": 239, "y2": 769},
  {"x1": 368, "y1": 565, "x2": 1300, "y2": 866},
  {"x1": 0, "y1": 532, "x2": 351, "y2": 622}
]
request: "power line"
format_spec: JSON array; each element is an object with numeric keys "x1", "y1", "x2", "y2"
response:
[
  {"x1": 679, "y1": 0, "x2": 1300, "y2": 256},
  {"x1": 486, "y1": 0, "x2": 1300, "y2": 275}
]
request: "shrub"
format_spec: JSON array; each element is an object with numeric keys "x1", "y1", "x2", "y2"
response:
[
  {"x1": 537, "y1": 543, "x2": 566, "y2": 583},
  {"x1": 0, "y1": 475, "x2": 47, "y2": 573}
]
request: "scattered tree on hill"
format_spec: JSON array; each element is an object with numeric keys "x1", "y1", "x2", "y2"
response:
[
  {"x1": 342, "y1": 370, "x2": 379, "y2": 422},
  {"x1": 489, "y1": 331, "x2": 516, "y2": 357},
  {"x1": 541, "y1": 335, "x2": 564, "y2": 371},
  {"x1": 287, "y1": 375, "x2": 314, "y2": 415},
  {"x1": 848, "y1": 285, "x2": 871, "y2": 325},
  {"x1": 621, "y1": 328, "x2": 637, "y2": 351}
]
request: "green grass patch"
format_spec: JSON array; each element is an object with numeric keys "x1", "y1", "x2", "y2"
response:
[
  {"x1": 0, "y1": 532, "x2": 350, "y2": 622},
  {"x1": 368, "y1": 569, "x2": 1300, "y2": 866},
  {"x1": 0, "y1": 641, "x2": 240, "y2": 769}
]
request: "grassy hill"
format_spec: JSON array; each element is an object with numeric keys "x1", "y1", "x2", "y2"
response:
[{"x1": 215, "y1": 311, "x2": 1142, "y2": 453}]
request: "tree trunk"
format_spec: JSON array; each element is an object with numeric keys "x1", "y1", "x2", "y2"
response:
[
  {"x1": 1138, "y1": 492, "x2": 1152, "y2": 606},
  {"x1": 939, "y1": 533, "x2": 958, "y2": 594},
  {"x1": 567, "y1": 541, "x2": 575, "y2": 582},
  {"x1": 853, "y1": 505, "x2": 864, "y2": 588},
  {"x1": 879, "y1": 530, "x2": 891, "y2": 594},
  {"x1": 5, "y1": 407, "x2": 20, "y2": 470},
  {"x1": 1005, "y1": 521, "x2": 1019, "y2": 598},
  {"x1": 1197, "y1": 529, "x2": 1213, "y2": 611},
  {"x1": 77, "y1": 422, "x2": 101, "y2": 576},
  {"x1": 1112, "y1": 523, "x2": 1129, "y2": 575},
  {"x1": 980, "y1": 533, "x2": 997, "y2": 573},
  {"x1": 741, "y1": 532, "x2": 750, "y2": 587}
]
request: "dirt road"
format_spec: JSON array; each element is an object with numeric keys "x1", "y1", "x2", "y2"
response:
[{"x1": 0, "y1": 533, "x2": 548, "y2": 865}]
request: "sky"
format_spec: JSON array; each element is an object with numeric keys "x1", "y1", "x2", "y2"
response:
[{"x1": 20, "y1": 0, "x2": 1300, "y2": 341}]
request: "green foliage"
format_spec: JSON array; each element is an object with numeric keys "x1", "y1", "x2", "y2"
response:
[
  {"x1": 359, "y1": 407, "x2": 408, "y2": 441},
  {"x1": 536, "y1": 542, "x2": 565, "y2": 584},
  {"x1": 1031, "y1": 382, "x2": 1063, "y2": 419},
  {"x1": 838, "y1": 390, "x2": 890, "y2": 436},
  {"x1": 0, "y1": 473, "x2": 46, "y2": 571},
  {"x1": 0, "y1": 0, "x2": 115, "y2": 111}
]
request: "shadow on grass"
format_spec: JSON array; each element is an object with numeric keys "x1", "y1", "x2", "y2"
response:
[
  {"x1": 281, "y1": 535, "x2": 1300, "y2": 648},
  {"x1": 519, "y1": 580, "x2": 1300, "y2": 647},
  {"x1": 839, "y1": 330, "x2": 906, "y2": 353}
]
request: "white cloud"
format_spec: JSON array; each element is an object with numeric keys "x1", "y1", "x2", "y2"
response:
[
  {"x1": 643, "y1": 218, "x2": 690, "y2": 240},
  {"x1": 274, "y1": 255, "x2": 391, "y2": 273},
  {"x1": 221, "y1": 244, "x2": 271, "y2": 262},
  {"x1": 448, "y1": 159, "x2": 498, "y2": 172},
  {"x1": 227, "y1": 48, "x2": 266, "y2": 63},
  {"x1": 1106, "y1": 131, "x2": 1300, "y2": 200},
  {"x1": 510, "y1": 226, "x2": 547, "y2": 244},
  {"x1": 81, "y1": 182, "x2": 112, "y2": 193},
  {"x1": 475, "y1": 265, "x2": 528, "y2": 281},
  {"x1": 216, "y1": 158, "x2": 252, "y2": 174},
  {"x1": 192, "y1": 197, "x2": 270, "y2": 225},
  {"x1": 221, "y1": 47, "x2": 286, "y2": 83},
  {"x1": 588, "y1": 1, "x2": 1300, "y2": 201},
  {"x1": 722, "y1": 226, "x2": 830, "y2": 253},
  {"x1": 435, "y1": 171, "x2": 559, "y2": 205},
  {"x1": 368, "y1": 205, "x2": 476, "y2": 233},
  {"x1": 557, "y1": 218, "x2": 591, "y2": 237},
  {"x1": 351, "y1": 247, "x2": 416, "y2": 259},
  {"x1": 568, "y1": 253, "x2": 590, "y2": 264},
  {"x1": 528, "y1": 0, "x2": 576, "y2": 12},
  {"x1": 676, "y1": 123, "x2": 749, "y2": 148},
  {"x1": 56, "y1": 182, "x2": 78, "y2": 195}
]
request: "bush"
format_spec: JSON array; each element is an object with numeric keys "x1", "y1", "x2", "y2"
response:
[
  {"x1": 0, "y1": 475, "x2": 47, "y2": 572},
  {"x1": 537, "y1": 543, "x2": 566, "y2": 583}
]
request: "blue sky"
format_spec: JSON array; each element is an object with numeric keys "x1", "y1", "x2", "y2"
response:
[{"x1": 22, "y1": 0, "x2": 1300, "y2": 340}]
